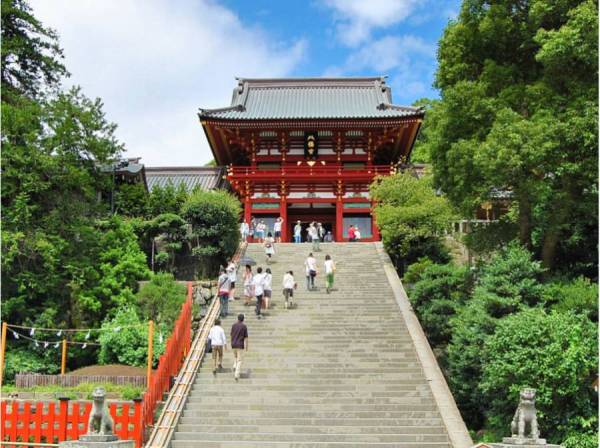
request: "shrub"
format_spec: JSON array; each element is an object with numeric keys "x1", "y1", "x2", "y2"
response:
[
  {"x1": 562, "y1": 433, "x2": 599, "y2": 448},
  {"x1": 136, "y1": 273, "x2": 187, "y2": 332},
  {"x1": 447, "y1": 243, "x2": 546, "y2": 427},
  {"x1": 371, "y1": 173, "x2": 455, "y2": 269},
  {"x1": 98, "y1": 307, "x2": 166, "y2": 367},
  {"x1": 545, "y1": 276, "x2": 598, "y2": 322},
  {"x1": 408, "y1": 262, "x2": 471, "y2": 348},
  {"x1": 3, "y1": 347, "x2": 60, "y2": 383},
  {"x1": 479, "y1": 309, "x2": 598, "y2": 443},
  {"x1": 403, "y1": 257, "x2": 434, "y2": 285},
  {"x1": 182, "y1": 189, "x2": 241, "y2": 277}
]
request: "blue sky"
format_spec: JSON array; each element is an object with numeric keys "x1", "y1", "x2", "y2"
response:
[{"x1": 31, "y1": 0, "x2": 459, "y2": 166}]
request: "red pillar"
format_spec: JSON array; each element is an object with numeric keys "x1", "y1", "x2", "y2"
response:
[
  {"x1": 335, "y1": 197, "x2": 344, "y2": 242},
  {"x1": 280, "y1": 196, "x2": 288, "y2": 242},
  {"x1": 372, "y1": 213, "x2": 380, "y2": 241},
  {"x1": 244, "y1": 196, "x2": 251, "y2": 223}
]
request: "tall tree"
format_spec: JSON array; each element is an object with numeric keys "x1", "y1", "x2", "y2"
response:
[{"x1": 426, "y1": 0, "x2": 598, "y2": 272}]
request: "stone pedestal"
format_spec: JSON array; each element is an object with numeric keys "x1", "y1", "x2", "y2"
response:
[
  {"x1": 490, "y1": 436, "x2": 562, "y2": 448},
  {"x1": 59, "y1": 435, "x2": 134, "y2": 448}
]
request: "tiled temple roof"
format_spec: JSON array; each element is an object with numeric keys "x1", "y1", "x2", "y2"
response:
[
  {"x1": 198, "y1": 77, "x2": 424, "y2": 120},
  {"x1": 145, "y1": 166, "x2": 226, "y2": 192}
]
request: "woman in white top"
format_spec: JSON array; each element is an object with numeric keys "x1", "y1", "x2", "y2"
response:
[
  {"x1": 304, "y1": 252, "x2": 318, "y2": 291},
  {"x1": 226, "y1": 259, "x2": 237, "y2": 300},
  {"x1": 243, "y1": 264, "x2": 253, "y2": 306},
  {"x1": 282, "y1": 270, "x2": 296, "y2": 309},
  {"x1": 355, "y1": 227, "x2": 362, "y2": 240},
  {"x1": 324, "y1": 254, "x2": 336, "y2": 294},
  {"x1": 264, "y1": 232, "x2": 275, "y2": 263},
  {"x1": 263, "y1": 268, "x2": 273, "y2": 310}
]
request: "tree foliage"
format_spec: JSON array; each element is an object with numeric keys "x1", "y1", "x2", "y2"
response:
[
  {"x1": 136, "y1": 273, "x2": 187, "y2": 332},
  {"x1": 480, "y1": 309, "x2": 598, "y2": 443},
  {"x1": 182, "y1": 190, "x2": 241, "y2": 277},
  {"x1": 371, "y1": 173, "x2": 455, "y2": 267},
  {"x1": 426, "y1": 0, "x2": 598, "y2": 273}
]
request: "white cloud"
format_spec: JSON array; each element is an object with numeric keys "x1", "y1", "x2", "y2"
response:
[
  {"x1": 323, "y1": 34, "x2": 436, "y2": 104},
  {"x1": 322, "y1": 0, "x2": 419, "y2": 46},
  {"x1": 30, "y1": 0, "x2": 306, "y2": 166}
]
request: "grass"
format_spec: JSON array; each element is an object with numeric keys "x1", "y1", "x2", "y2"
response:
[{"x1": 2, "y1": 382, "x2": 145, "y2": 400}]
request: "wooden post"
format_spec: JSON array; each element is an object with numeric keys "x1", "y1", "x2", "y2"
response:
[
  {"x1": 61, "y1": 339, "x2": 67, "y2": 374},
  {"x1": 280, "y1": 195, "x2": 288, "y2": 242},
  {"x1": 335, "y1": 197, "x2": 344, "y2": 242},
  {"x1": 147, "y1": 320, "x2": 154, "y2": 387},
  {"x1": 0, "y1": 322, "x2": 7, "y2": 388}
]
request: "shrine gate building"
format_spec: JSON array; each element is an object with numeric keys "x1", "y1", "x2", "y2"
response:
[{"x1": 198, "y1": 77, "x2": 424, "y2": 242}]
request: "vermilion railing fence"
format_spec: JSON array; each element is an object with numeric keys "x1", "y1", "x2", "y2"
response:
[
  {"x1": 141, "y1": 282, "x2": 192, "y2": 428},
  {"x1": 0, "y1": 399, "x2": 142, "y2": 444},
  {"x1": 1, "y1": 282, "x2": 193, "y2": 448}
]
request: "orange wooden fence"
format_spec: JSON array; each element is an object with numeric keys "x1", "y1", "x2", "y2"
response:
[
  {"x1": 141, "y1": 282, "x2": 192, "y2": 428},
  {"x1": 1, "y1": 398, "x2": 142, "y2": 445},
  {"x1": 1, "y1": 282, "x2": 194, "y2": 447}
]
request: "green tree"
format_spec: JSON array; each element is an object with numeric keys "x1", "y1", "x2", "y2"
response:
[
  {"x1": 136, "y1": 273, "x2": 187, "y2": 331},
  {"x1": 182, "y1": 189, "x2": 241, "y2": 277},
  {"x1": 371, "y1": 173, "x2": 455, "y2": 268},
  {"x1": 97, "y1": 307, "x2": 165, "y2": 367},
  {"x1": 408, "y1": 262, "x2": 472, "y2": 348},
  {"x1": 147, "y1": 182, "x2": 189, "y2": 217},
  {"x1": 480, "y1": 309, "x2": 598, "y2": 443},
  {"x1": 1, "y1": 0, "x2": 67, "y2": 101},
  {"x1": 429, "y1": 0, "x2": 598, "y2": 272},
  {"x1": 447, "y1": 243, "x2": 546, "y2": 427}
]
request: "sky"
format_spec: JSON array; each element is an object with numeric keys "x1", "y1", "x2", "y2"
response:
[{"x1": 30, "y1": 0, "x2": 460, "y2": 166}]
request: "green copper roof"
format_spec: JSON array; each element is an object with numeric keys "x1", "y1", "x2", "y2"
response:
[{"x1": 199, "y1": 77, "x2": 423, "y2": 120}]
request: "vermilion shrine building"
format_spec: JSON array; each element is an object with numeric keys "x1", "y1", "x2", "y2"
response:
[{"x1": 198, "y1": 77, "x2": 424, "y2": 242}]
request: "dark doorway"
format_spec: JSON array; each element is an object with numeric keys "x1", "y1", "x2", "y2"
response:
[{"x1": 287, "y1": 203, "x2": 335, "y2": 242}]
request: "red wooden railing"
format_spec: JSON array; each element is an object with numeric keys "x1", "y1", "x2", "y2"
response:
[
  {"x1": 141, "y1": 282, "x2": 192, "y2": 428},
  {"x1": 229, "y1": 164, "x2": 394, "y2": 179},
  {"x1": 1, "y1": 282, "x2": 194, "y2": 448},
  {"x1": 0, "y1": 399, "x2": 142, "y2": 445}
]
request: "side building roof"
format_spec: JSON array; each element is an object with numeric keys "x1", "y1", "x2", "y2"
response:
[
  {"x1": 198, "y1": 77, "x2": 424, "y2": 120},
  {"x1": 145, "y1": 166, "x2": 226, "y2": 192}
]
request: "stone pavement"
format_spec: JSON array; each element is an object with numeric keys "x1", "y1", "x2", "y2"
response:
[{"x1": 171, "y1": 242, "x2": 461, "y2": 447}]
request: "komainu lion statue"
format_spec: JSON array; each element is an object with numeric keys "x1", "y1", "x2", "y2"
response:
[
  {"x1": 511, "y1": 388, "x2": 540, "y2": 440},
  {"x1": 87, "y1": 387, "x2": 114, "y2": 435}
]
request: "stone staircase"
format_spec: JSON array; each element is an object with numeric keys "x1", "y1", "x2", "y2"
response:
[{"x1": 171, "y1": 242, "x2": 459, "y2": 447}]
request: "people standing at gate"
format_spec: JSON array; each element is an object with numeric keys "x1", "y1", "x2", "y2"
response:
[
  {"x1": 255, "y1": 220, "x2": 266, "y2": 243},
  {"x1": 263, "y1": 268, "x2": 273, "y2": 310},
  {"x1": 273, "y1": 217, "x2": 284, "y2": 243},
  {"x1": 226, "y1": 259, "x2": 237, "y2": 301},
  {"x1": 264, "y1": 232, "x2": 275, "y2": 263},
  {"x1": 304, "y1": 252, "x2": 318, "y2": 291},
  {"x1": 355, "y1": 226, "x2": 362, "y2": 241},
  {"x1": 230, "y1": 314, "x2": 248, "y2": 381},
  {"x1": 294, "y1": 220, "x2": 302, "y2": 243},
  {"x1": 240, "y1": 220, "x2": 249, "y2": 242},
  {"x1": 324, "y1": 231, "x2": 333, "y2": 242},
  {"x1": 324, "y1": 254, "x2": 336, "y2": 294},
  {"x1": 217, "y1": 267, "x2": 231, "y2": 318},
  {"x1": 208, "y1": 318, "x2": 226, "y2": 375},
  {"x1": 252, "y1": 266, "x2": 266, "y2": 319},
  {"x1": 249, "y1": 217, "x2": 256, "y2": 241},
  {"x1": 282, "y1": 270, "x2": 296, "y2": 309},
  {"x1": 348, "y1": 224, "x2": 356, "y2": 242},
  {"x1": 243, "y1": 264, "x2": 254, "y2": 306}
]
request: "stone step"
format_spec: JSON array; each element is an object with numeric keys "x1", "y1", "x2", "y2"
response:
[
  {"x1": 175, "y1": 424, "x2": 447, "y2": 435},
  {"x1": 172, "y1": 432, "x2": 449, "y2": 443},
  {"x1": 181, "y1": 410, "x2": 442, "y2": 419},
  {"x1": 171, "y1": 441, "x2": 450, "y2": 448},
  {"x1": 178, "y1": 417, "x2": 444, "y2": 426}
]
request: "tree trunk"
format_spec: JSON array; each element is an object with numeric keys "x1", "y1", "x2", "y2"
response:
[
  {"x1": 541, "y1": 228, "x2": 559, "y2": 270},
  {"x1": 518, "y1": 194, "x2": 533, "y2": 249}
]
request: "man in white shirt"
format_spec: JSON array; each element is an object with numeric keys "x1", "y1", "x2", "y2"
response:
[
  {"x1": 208, "y1": 318, "x2": 227, "y2": 375},
  {"x1": 240, "y1": 221, "x2": 249, "y2": 242},
  {"x1": 294, "y1": 221, "x2": 302, "y2": 243},
  {"x1": 273, "y1": 217, "x2": 283, "y2": 243},
  {"x1": 252, "y1": 267, "x2": 266, "y2": 319}
]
